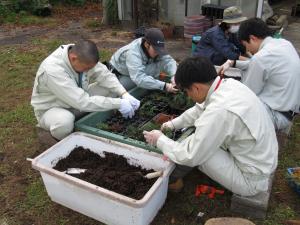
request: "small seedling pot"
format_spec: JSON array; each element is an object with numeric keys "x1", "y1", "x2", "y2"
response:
[
  {"x1": 159, "y1": 72, "x2": 172, "y2": 82},
  {"x1": 153, "y1": 113, "x2": 176, "y2": 125}
]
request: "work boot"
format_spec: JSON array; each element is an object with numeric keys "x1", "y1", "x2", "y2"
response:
[{"x1": 168, "y1": 178, "x2": 184, "y2": 193}]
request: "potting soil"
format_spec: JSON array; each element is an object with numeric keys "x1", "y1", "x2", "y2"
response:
[{"x1": 53, "y1": 146, "x2": 156, "y2": 200}]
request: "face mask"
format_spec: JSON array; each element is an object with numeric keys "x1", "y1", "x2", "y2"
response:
[{"x1": 229, "y1": 25, "x2": 240, "y2": 33}]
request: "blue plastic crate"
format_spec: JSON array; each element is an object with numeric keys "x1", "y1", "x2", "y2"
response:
[{"x1": 287, "y1": 167, "x2": 300, "y2": 196}]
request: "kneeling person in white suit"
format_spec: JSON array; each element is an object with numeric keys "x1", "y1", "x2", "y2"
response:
[
  {"x1": 143, "y1": 57, "x2": 278, "y2": 196},
  {"x1": 31, "y1": 40, "x2": 140, "y2": 140}
]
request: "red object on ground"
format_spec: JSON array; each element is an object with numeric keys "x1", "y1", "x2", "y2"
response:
[{"x1": 195, "y1": 184, "x2": 224, "y2": 199}]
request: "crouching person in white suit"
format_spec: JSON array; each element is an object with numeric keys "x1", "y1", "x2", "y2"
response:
[
  {"x1": 31, "y1": 40, "x2": 140, "y2": 140},
  {"x1": 143, "y1": 56, "x2": 278, "y2": 196}
]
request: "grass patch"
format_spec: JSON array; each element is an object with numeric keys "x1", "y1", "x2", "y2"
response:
[
  {"x1": 99, "y1": 49, "x2": 113, "y2": 62},
  {"x1": 16, "y1": 14, "x2": 56, "y2": 26},
  {"x1": 263, "y1": 204, "x2": 296, "y2": 225},
  {"x1": 31, "y1": 38, "x2": 65, "y2": 53},
  {"x1": 57, "y1": 218, "x2": 70, "y2": 225},
  {"x1": 0, "y1": 39, "x2": 65, "y2": 91},
  {"x1": 0, "y1": 10, "x2": 57, "y2": 26},
  {"x1": 0, "y1": 127, "x2": 14, "y2": 151},
  {"x1": 277, "y1": 119, "x2": 300, "y2": 170},
  {"x1": 22, "y1": 179, "x2": 51, "y2": 212},
  {"x1": 0, "y1": 49, "x2": 36, "y2": 89},
  {"x1": 0, "y1": 103, "x2": 36, "y2": 151},
  {"x1": 0, "y1": 163, "x2": 10, "y2": 178},
  {"x1": 0, "y1": 104, "x2": 35, "y2": 126},
  {"x1": 84, "y1": 18, "x2": 102, "y2": 28}
]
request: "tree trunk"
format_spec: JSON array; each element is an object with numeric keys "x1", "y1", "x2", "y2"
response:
[{"x1": 102, "y1": 0, "x2": 109, "y2": 25}]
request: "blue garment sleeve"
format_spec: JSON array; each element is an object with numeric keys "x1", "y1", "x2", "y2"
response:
[
  {"x1": 126, "y1": 50, "x2": 165, "y2": 90},
  {"x1": 160, "y1": 55, "x2": 177, "y2": 76},
  {"x1": 229, "y1": 33, "x2": 246, "y2": 55},
  {"x1": 211, "y1": 31, "x2": 240, "y2": 60}
]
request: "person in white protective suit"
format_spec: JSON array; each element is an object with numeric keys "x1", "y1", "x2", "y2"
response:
[
  {"x1": 31, "y1": 40, "x2": 140, "y2": 140},
  {"x1": 220, "y1": 18, "x2": 300, "y2": 133},
  {"x1": 143, "y1": 56, "x2": 278, "y2": 196}
]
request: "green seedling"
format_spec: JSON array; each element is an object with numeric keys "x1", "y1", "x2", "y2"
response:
[
  {"x1": 96, "y1": 122, "x2": 110, "y2": 131},
  {"x1": 163, "y1": 127, "x2": 174, "y2": 139}
]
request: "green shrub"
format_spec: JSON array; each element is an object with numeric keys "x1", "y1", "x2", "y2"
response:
[
  {"x1": 0, "y1": 4, "x2": 13, "y2": 23},
  {"x1": 49, "y1": 0, "x2": 86, "y2": 6},
  {"x1": 0, "y1": 0, "x2": 52, "y2": 23},
  {"x1": 105, "y1": 0, "x2": 119, "y2": 25},
  {"x1": 84, "y1": 18, "x2": 102, "y2": 28}
]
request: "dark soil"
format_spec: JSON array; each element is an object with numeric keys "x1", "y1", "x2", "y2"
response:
[
  {"x1": 0, "y1": 173, "x2": 4, "y2": 183},
  {"x1": 53, "y1": 146, "x2": 156, "y2": 200},
  {"x1": 0, "y1": 152, "x2": 5, "y2": 161}
]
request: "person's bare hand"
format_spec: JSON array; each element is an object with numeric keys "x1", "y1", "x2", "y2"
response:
[
  {"x1": 143, "y1": 130, "x2": 163, "y2": 146},
  {"x1": 219, "y1": 59, "x2": 233, "y2": 76},
  {"x1": 165, "y1": 83, "x2": 178, "y2": 93}
]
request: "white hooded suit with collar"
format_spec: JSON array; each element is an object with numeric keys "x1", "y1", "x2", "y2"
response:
[
  {"x1": 157, "y1": 77, "x2": 278, "y2": 196},
  {"x1": 31, "y1": 44, "x2": 126, "y2": 140}
]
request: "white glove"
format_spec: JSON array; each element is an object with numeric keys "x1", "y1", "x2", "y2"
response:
[
  {"x1": 219, "y1": 59, "x2": 233, "y2": 76},
  {"x1": 161, "y1": 121, "x2": 175, "y2": 131},
  {"x1": 122, "y1": 92, "x2": 140, "y2": 111},
  {"x1": 143, "y1": 130, "x2": 163, "y2": 146},
  {"x1": 119, "y1": 99, "x2": 135, "y2": 119},
  {"x1": 165, "y1": 83, "x2": 178, "y2": 93}
]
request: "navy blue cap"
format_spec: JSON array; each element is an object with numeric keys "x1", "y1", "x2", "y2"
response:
[{"x1": 145, "y1": 28, "x2": 167, "y2": 56}]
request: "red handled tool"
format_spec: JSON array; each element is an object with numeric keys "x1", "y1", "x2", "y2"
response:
[{"x1": 195, "y1": 184, "x2": 224, "y2": 199}]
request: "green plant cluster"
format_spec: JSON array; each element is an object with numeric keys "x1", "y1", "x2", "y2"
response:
[
  {"x1": 1, "y1": 0, "x2": 50, "y2": 13},
  {"x1": 96, "y1": 122, "x2": 110, "y2": 131},
  {"x1": 49, "y1": 0, "x2": 86, "y2": 6},
  {"x1": 0, "y1": 0, "x2": 100, "y2": 23},
  {"x1": 0, "y1": 0, "x2": 51, "y2": 23},
  {"x1": 172, "y1": 91, "x2": 194, "y2": 110},
  {"x1": 105, "y1": 0, "x2": 119, "y2": 25},
  {"x1": 140, "y1": 121, "x2": 160, "y2": 132}
]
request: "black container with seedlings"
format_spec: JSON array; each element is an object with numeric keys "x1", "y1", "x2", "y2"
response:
[{"x1": 95, "y1": 91, "x2": 194, "y2": 141}]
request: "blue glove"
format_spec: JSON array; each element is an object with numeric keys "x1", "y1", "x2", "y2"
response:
[
  {"x1": 119, "y1": 99, "x2": 135, "y2": 119},
  {"x1": 122, "y1": 92, "x2": 140, "y2": 111}
]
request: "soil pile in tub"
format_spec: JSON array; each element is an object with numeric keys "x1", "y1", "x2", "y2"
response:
[{"x1": 53, "y1": 146, "x2": 156, "y2": 200}]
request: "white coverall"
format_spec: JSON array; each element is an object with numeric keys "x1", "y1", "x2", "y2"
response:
[
  {"x1": 157, "y1": 77, "x2": 278, "y2": 196},
  {"x1": 31, "y1": 44, "x2": 126, "y2": 140},
  {"x1": 236, "y1": 37, "x2": 300, "y2": 132}
]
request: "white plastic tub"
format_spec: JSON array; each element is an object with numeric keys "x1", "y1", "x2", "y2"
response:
[{"x1": 31, "y1": 132, "x2": 175, "y2": 225}]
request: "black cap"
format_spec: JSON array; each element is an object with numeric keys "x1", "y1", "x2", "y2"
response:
[{"x1": 145, "y1": 28, "x2": 167, "y2": 56}]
